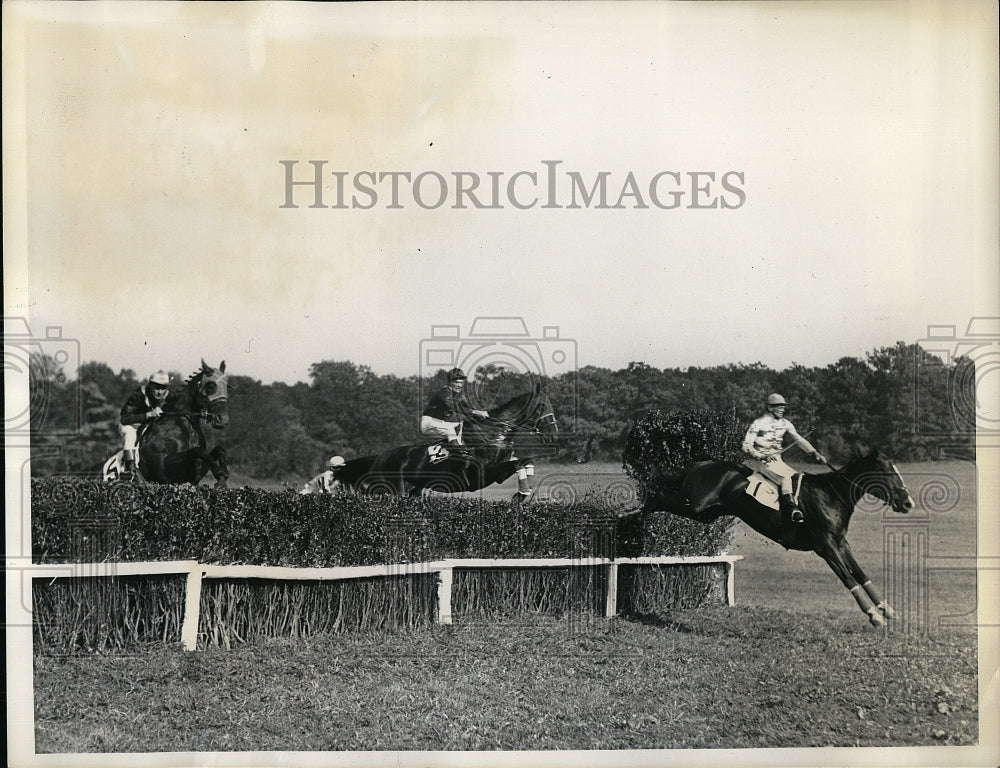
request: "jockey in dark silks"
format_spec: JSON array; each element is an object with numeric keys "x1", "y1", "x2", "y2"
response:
[
  {"x1": 420, "y1": 367, "x2": 489, "y2": 446},
  {"x1": 118, "y1": 370, "x2": 178, "y2": 477}
]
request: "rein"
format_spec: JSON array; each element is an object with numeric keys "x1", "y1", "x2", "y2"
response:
[
  {"x1": 159, "y1": 410, "x2": 215, "y2": 420},
  {"x1": 817, "y1": 457, "x2": 909, "y2": 510},
  {"x1": 816, "y1": 459, "x2": 867, "y2": 503}
]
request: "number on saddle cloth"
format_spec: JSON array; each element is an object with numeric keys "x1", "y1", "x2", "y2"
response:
[
  {"x1": 427, "y1": 444, "x2": 450, "y2": 464},
  {"x1": 102, "y1": 451, "x2": 126, "y2": 482}
]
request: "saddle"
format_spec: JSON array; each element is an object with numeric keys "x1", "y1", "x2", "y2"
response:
[{"x1": 745, "y1": 471, "x2": 803, "y2": 511}]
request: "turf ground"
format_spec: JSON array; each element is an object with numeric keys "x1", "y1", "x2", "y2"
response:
[{"x1": 30, "y1": 459, "x2": 987, "y2": 757}]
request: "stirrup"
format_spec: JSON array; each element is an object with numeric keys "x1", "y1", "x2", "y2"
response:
[{"x1": 790, "y1": 508, "x2": 805, "y2": 523}]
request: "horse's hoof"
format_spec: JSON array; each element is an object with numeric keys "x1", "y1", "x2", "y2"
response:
[
  {"x1": 877, "y1": 602, "x2": 897, "y2": 620},
  {"x1": 215, "y1": 480, "x2": 228, "y2": 489},
  {"x1": 867, "y1": 610, "x2": 887, "y2": 627}
]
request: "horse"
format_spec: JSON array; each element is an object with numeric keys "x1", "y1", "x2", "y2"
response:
[
  {"x1": 349, "y1": 383, "x2": 559, "y2": 500},
  {"x1": 103, "y1": 360, "x2": 230, "y2": 487},
  {"x1": 635, "y1": 447, "x2": 915, "y2": 626}
]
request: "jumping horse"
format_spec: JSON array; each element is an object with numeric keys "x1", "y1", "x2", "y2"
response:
[
  {"x1": 346, "y1": 382, "x2": 558, "y2": 501},
  {"x1": 636, "y1": 447, "x2": 915, "y2": 626},
  {"x1": 103, "y1": 360, "x2": 230, "y2": 487}
]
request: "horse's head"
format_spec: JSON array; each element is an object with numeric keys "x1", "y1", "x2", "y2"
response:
[
  {"x1": 851, "y1": 448, "x2": 915, "y2": 514},
  {"x1": 188, "y1": 359, "x2": 229, "y2": 429},
  {"x1": 492, "y1": 381, "x2": 559, "y2": 445}
]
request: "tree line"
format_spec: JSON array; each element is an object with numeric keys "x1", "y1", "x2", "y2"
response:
[{"x1": 28, "y1": 341, "x2": 974, "y2": 480}]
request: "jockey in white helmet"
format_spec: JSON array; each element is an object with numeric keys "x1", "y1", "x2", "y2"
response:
[
  {"x1": 742, "y1": 393, "x2": 827, "y2": 523},
  {"x1": 118, "y1": 370, "x2": 176, "y2": 476},
  {"x1": 300, "y1": 455, "x2": 347, "y2": 495}
]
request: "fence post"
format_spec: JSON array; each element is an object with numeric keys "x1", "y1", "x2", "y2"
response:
[
  {"x1": 181, "y1": 565, "x2": 203, "y2": 651},
  {"x1": 436, "y1": 564, "x2": 453, "y2": 625},
  {"x1": 604, "y1": 562, "x2": 619, "y2": 618},
  {"x1": 726, "y1": 559, "x2": 736, "y2": 606}
]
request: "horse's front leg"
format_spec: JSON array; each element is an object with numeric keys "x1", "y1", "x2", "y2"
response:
[
  {"x1": 818, "y1": 542, "x2": 887, "y2": 627},
  {"x1": 841, "y1": 541, "x2": 896, "y2": 620},
  {"x1": 207, "y1": 446, "x2": 229, "y2": 488}
]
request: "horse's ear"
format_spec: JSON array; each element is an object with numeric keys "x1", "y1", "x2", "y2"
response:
[
  {"x1": 201, "y1": 358, "x2": 209, "y2": 372},
  {"x1": 219, "y1": 360, "x2": 226, "y2": 373}
]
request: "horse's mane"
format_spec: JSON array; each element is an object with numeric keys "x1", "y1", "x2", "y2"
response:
[
  {"x1": 489, "y1": 382, "x2": 547, "y2": 422},
  {"x1": 178, "y1": 361, "x2": 228, "y2": 407}
]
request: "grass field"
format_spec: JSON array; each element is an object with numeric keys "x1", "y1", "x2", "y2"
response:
[{"x1": 31, "y1": 459, "x2": 984, "y2": 755}]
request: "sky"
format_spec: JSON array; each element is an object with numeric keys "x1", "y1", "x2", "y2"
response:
[{"x1": 5, "y1": 1, "x2": 998, "y2": 386}]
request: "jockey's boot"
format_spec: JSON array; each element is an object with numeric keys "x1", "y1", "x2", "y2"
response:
[
  {"x1": 122, "y1": 449, "x2": 138, "y2": 479},
  {"x1": 780, "y1": 493, "x2": 805, "y2": 524}
]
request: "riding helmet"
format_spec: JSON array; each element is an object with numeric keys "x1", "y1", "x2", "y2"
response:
[
  {"x1": 327, "y1": 455, "x2": 347, "y2": 468},
  {"x1": 766, "y1": 393, "x2": 787, "y2": 407},
  {"x1": 148, "y1": 370, "x2": 170, "y2": 386}
]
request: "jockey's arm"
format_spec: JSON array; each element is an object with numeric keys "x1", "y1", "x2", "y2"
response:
[
  {"x1": 120, "y1": 392, "x2": 160, "y2": 425},
  {"x1": 788, "y1": 423, "x2": 825, "y2": 462}
]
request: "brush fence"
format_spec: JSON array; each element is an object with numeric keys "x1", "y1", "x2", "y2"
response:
[{"x1": 30, "y1": 555, "x2": 741, "y2": 651}]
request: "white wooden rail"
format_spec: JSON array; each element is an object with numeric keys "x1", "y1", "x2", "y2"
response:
[{"x1": 31, "y1": 555, "x2": 741, "y2": 651}]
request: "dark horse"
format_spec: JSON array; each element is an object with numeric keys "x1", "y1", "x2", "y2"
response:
[
  {"x1": 345, "y1": 383, "x2": 558, "y2": 500},
  {"x1": 638, "y1": 448, "x2": 915, "y2": 626},
  {"x1": 103, "y1": 360, "x2": 230, "y2": 487}
]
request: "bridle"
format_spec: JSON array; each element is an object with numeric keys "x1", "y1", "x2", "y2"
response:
[{"x1": 821, "y1": 456, "x2": 913, "y2": 513}]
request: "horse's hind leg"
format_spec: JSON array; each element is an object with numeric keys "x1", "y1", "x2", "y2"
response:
[
  {"x1": 841, "y1": 541, "x2": 896, "y2": 620},
  {"x1": 818, "y1": 543, "x2": 887, "y2": 627},
  {"x1": 511, "y1": 462, "x2": 534, "y2": 503}
]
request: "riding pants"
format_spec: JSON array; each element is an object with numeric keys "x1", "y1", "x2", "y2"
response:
[
  {"x1": 744, "y1": 456, "x2": 796, "y2": 495},
  {"x1": 119, "y1": 423, "x2": 140, "y2": 449},
  {"x1": 420, "y1": 416, "x2": 464, "y2": 444}
]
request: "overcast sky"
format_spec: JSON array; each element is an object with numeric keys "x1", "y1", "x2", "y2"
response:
[{"x1": 5, "y1": 2, "x2": 998, "y2": 385}]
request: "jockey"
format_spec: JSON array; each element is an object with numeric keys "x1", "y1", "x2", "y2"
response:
[
  {"x1": 300, "y1": 455, "x2": 347, "y2": 495},
  {"x1": 742, "y1": 393, "x2": 827, "y2": 523},
  {"x1": 119, "y1": 370, "x2": 177, "y2": 476},
  {"x1": 420, "y1": 367, "x2": 489, "y2": 446}
]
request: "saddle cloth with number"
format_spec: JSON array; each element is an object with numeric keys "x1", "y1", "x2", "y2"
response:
[{"x1": 745, "y1": 471, "x2": 803, "y2": 510}]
